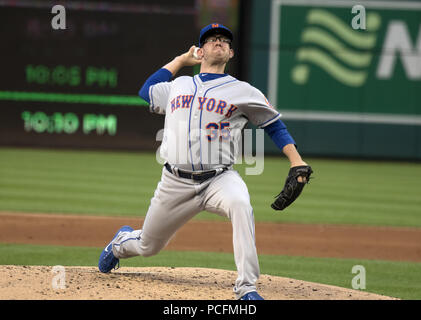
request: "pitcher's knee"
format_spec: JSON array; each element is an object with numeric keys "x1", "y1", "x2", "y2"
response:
[{"x1": 139, "y1": 239, "x2": 167, "y2": 257}]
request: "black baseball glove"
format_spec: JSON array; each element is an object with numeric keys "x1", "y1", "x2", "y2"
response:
[{"x1": 271, "y1": 165, "x2": 313, "y2": 211}]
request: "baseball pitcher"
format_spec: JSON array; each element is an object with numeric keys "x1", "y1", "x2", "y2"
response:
[{"x1": 98, "y1": 23, "x2": 313, "y2": 300}]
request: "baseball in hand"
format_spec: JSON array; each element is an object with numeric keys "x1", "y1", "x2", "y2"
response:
[{"x1": 193, "y1": 47, "x2": 199, "y2": 59}]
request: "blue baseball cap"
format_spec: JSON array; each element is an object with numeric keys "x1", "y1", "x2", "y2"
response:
[{"x1": 199, "y1": 23, "x2": 233, "y2": 47}]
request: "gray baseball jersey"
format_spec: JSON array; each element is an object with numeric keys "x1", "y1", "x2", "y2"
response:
[
  {"x1": 150, "y1": 74, "x2": 281, "y2": 170},
  {"x1": 111, "y1": 73, "x2": 280, "y2": 299}
]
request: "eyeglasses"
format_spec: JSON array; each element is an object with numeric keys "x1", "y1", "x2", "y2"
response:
[{"x1": 204, "y1": 36, "x2": 232, "y2": 45}]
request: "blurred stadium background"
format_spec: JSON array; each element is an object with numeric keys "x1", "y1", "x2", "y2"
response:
[
  {"x1": 1, "y1": 0, "x2": 421, "y2": 299},
  {"x1": 0, "y1": 0, "x2": 420, "y2": 158}
]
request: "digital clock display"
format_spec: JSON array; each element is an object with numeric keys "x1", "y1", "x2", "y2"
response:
[
  {"x1": 0, "y1": 0, "x2": 223, "y2": 150},
  {"x1": 25, "y1": 64, "x2": 118, "y2": 89},
  {"x1": 1, "y1": 0, "x2": 198, "y2": 95},
  {"x1": 21, "y1": 110, "x2": 117, "y2": 136}
]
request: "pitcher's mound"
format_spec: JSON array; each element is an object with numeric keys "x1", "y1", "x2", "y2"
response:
[{"x1": 0, "y1": 265, "x2": 397, "y2": 300}]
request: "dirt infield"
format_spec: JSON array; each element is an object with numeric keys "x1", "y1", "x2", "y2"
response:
[
  {"x1": 1, "y1": 212, "x2": 420, "y2": 300},
  {"x1": 1, "y1": 212, "x2": 421, "y2": 262},
  {"x1": 0, "y1": 265, "x2": 397, "y2": 300}
]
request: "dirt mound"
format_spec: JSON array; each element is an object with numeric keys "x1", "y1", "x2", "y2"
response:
[{"x1": 0, "y1": 265, "x2": 397, "y2": 300}]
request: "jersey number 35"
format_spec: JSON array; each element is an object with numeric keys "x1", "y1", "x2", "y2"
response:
[{"x1": 206, "y1": 122, "x2": 230, "y2": 141}]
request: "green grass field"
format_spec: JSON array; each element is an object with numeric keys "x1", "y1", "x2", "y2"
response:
[
  {"x1": 1, "y1": 147, "x2": 421, "y2": 299},
  {"x1": 1, "y1": 147, "x2": 421, "y2": 226}
]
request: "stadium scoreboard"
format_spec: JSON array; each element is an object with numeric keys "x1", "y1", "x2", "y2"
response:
[{"x1": 0, "y1": 0, "x2": 200, "y2": 150}]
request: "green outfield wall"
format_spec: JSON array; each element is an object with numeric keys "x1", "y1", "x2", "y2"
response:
[{"x1": 249, "y1": 0, "x2": 421, "y2": 159}]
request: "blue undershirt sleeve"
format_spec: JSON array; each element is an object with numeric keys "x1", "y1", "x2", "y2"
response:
[
  {"x1": 138, "y1": 68, "x2": 173, "y2": 103},
  {"x1": 264, "y1": 119, "x2": 296, "y2": 151}
]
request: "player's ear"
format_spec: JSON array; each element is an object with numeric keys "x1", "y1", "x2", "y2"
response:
[
  {"x1": 197, "y1": 47, "x2": 204, "y2": 58},
  {"x1": 229, "y1": 48, "x2": 234, "y2": 59}
]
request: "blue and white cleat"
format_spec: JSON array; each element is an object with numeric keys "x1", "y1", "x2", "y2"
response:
[
  {"x1": 98, "y1": 225, "x2": 133, "y2": 273},
  {"x1": 240, "y1": 291, "x2": 264, "y2": 300}
]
